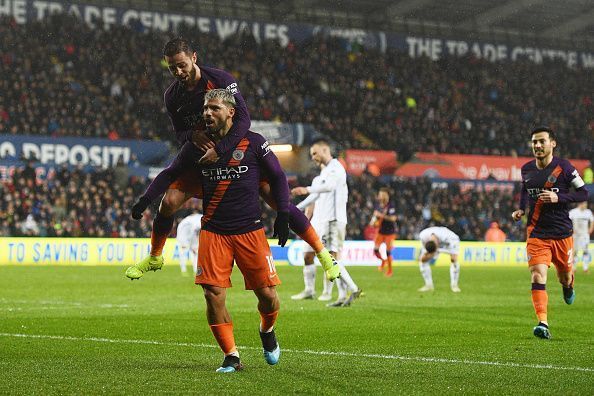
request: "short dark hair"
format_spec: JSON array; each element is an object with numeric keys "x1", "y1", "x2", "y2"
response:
[
  {"x1": 311, "y1": 138, "x2": 330, "y2": 147},
  {"x1": 163, "y1": 37, "x2": 194, "y2": 57},
  {"x1": 531, "y1": 126, "x2": 555, "y2": 141},
  {"x1": 425, "y1": 240, "x2": 437, "y2": 253}
]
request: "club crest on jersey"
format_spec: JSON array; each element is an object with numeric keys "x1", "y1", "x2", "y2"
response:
[
  {"x1": 547, "y1": 175, "x2": 557, "y2": 183},
  {"x1": 232, "y1": 150, "x2": 244, "y2": 161}
]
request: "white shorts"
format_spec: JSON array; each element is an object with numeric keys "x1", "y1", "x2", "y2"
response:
[
  {"x1": 177, "y1": 233, "x2": 199, "y2": 252},
  {"x1": 573, "y1": 234, "x2": 590, "y2": 252},
  {"x1": 303, "y1": 220, "x2": 346, "y2": 254}
]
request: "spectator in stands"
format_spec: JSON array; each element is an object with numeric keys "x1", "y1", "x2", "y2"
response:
[
  {"x1": 0, "y1": 14, "x2": 591, "y2": 159},
  {"x1": 485, "y1": 222, "x2": 507, "y2": 242}
]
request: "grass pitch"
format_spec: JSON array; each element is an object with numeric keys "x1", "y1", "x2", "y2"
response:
[{"x1": 0, "y1": 264, "x2": 592, "y2": 395}]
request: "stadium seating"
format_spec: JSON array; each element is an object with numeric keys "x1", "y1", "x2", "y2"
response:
[{"x1": 0, "y1": 13, "x2": 590, "y2": 240}]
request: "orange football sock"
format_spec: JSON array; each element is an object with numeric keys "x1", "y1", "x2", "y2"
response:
[
  {"x1": 385, "y1": 258, "x2": 393, "y2": 275},
  {"x1": 259, "y1": 310, "x2": 279, "y2": 333},
  {"x1": 531, "y1": 285, "x2": 548, "y2": 323},
  {"x1": 150, "y1": 229, "x2": 168, "y2": 256},
  {"x1": 209, "y1": 322, "x2": 237, "y2": 355},
  {"x1": 299, "y1": 226, "x2": 324, "y2": 253}
]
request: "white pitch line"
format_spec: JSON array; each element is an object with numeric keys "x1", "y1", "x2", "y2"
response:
[{"x1": 1, "y1": 333, "x2": 592, "y2": 373}]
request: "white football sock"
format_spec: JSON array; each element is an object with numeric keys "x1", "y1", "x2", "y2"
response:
[
  {"x1": 322, "y1": 275, "x2": 334, "y2": 295},
  {"x1": 338, "y1": 264, "x2": 358, "y2": 292},
  {"x1": 419, "y1": 261, "x2": 433, "y2": 287},
  {"x1": 337, "y1": 278, "x2": 348, "y2": 300},
  {"x1": 179, "y1": 249, "x2": 187, "y2": 272},
  {"x1": 190, "y1": 250, "x2": 198, "y2": 274},
  {"x1": 303, "y1": 264, "x2": 316, "y2": 294},
  {"x1": 450, "y1": 262, "x2": 460, "y2": 287}
]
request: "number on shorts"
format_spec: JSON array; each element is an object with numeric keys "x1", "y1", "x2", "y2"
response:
[
  {"x1": 568, "y1": 249, "x2": 573, "y2": 265},
  {"x1": 266, "y1": 255, "x2": 276, "y2": 274}
]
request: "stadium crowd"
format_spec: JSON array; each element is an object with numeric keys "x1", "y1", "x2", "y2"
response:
[
  {"x1": 1, "y1": 164, "x2": 525, "y2": 241},
  {"x1": 0, "y1": 14, "x2": 592, "y2": 241},
  {"x1": 1, "y1": 14, "x2": 592, "y2": 159}
]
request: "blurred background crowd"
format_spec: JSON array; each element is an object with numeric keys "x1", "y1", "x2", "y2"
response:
[{"x1": 0, "y1": 13, "x2": 592, "y2": 241}]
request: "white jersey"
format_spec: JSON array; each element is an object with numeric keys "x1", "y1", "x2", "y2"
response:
[
  {"x1": 176, "y1": 213, "x2": 203, "y2": 246},
  {"x1": 569, "y1": 207, "x2": 593, "y2": 237},
  {"x1": 303, "y1": 158, "x2": 348, "y2": 224},
  {"x1": 419, "y1": 226, "x2": 460, "y2": 254}
]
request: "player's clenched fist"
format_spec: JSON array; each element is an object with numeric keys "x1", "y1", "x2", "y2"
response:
[{"x1": 511, "y1": 209, "x2": 525, "y2": 221}]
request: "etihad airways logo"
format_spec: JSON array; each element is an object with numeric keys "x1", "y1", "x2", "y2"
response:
[
  {"x1": 202, "y1": 165, "x2": 248, "y2": 181},
  {"x1": 527, "y1": 187, "x2": 559, "y2": 198}
]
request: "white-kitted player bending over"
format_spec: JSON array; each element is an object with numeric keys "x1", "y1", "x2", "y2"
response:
[
  {"x1": 176, "y1": 213, "x2": 203, "y2": 275},
  {"x1": 418, "y1": 226, "x2": 461, "y2": 293}
]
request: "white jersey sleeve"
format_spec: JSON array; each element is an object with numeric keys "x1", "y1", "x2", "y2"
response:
[
  {"x1": 309, "y1": 159, "x2": 348, "y2": 224},
  {"x1": 296, "y1": 176, "x2": 322, "y2": 211}
]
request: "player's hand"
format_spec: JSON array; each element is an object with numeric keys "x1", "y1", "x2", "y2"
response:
[
  {"x1": 191, "y1": 130, "x2": 215, "y2": 152},
  {"x1": 291, "y1": 187, "x2": 309, "y2": 196},
  {"x1": 273, "y1": 211, "x2": 289, "y2": 247},
  {"x1": 511, "y1": 209, "x2": 525, "y2": 221},
  {"x1": 198, "y1": 148, "x2": 219, "y2": 164},
  {"x1": 131, "y1": 196, "x2": 151, "y2": 220},
  {"x1": 538, "y1": 190, "x2": 559, "y2": 203}
]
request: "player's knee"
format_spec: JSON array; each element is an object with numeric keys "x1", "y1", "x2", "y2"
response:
[
  {"x1": 373, "y1": 248, "x2": 381, "y2": 259},
  {"x1": 202, "y1": 286, "x2": 224, "y2": 303},
  {"x1": 160, "y1": 192, "x2": 184, "y2": 215}
]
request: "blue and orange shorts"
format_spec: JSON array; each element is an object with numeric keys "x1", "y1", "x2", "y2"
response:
[
  {"x1": 374, "y1": 233, "x2": 396, "y2": 254},
  {"x1": 195, "y1": 228, "x2": 281, "y2": 290},
  {"x1": 526, "y1": 236, "x2": 573, "y2": 272}
]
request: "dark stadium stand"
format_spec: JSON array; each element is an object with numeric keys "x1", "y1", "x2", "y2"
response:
[{"x1": 0, "y1": 12, "x2": 591, "y2": 240}]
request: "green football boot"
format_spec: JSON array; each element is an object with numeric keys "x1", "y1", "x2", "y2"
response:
[
  {"x1": 125, "y1": 255, "x2": 164, "y2": 280},
  {"x1": 316, "y1": 249, "x2": 341, "y2": 281}
]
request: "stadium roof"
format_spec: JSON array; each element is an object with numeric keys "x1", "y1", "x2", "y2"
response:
[{"x1": 112, "y1": 0, "x2": 594, "y2": 49}]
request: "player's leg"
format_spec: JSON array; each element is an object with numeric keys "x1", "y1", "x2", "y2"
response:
[
  {"x1": 384, "y1": 234, "x2": 396, "y2": 277},
  {"x1": 418, "y1": 249, "x2": 436, "y2": 291},
  {"x1": 576, "y1": 236, "x2": 590, "y2": 273},
  {"x1": 551, "y1": 236, "x2": 575, "y2": 305},
  {"x1": 125, "y1": 188, "x2": 192, "y2": 279},
  {"x1": 190, "y1": 237, "x2": 199, "y2": 274},
  {"x1": 289, "y1": 205, "x2": 340, "y2": 281},
  {"x1": 449, "y1": 253, "x2": 461, "y2": 292},
  {"x1": 527, "y1": 237, "x2": 552, "y2": 339},
  {"x1": 259, "y1": 184, "x2": 339, "y2": 280},
  {"x1": 291, "y1": 251, "x2": 317, "y2": 300},
  {"x1": 202, "y1": 284, "x2": 242, "y2": 373},
  {"x1": 328, "y1": 222, "x2": 361, "y2": 307},
  {"x1": 373, "y1": 234, "x2": 384, "y2": 272},
  {"x1": 194, "y1": 230, "x2": 241, "y2": 372},
  {"x1": 232, "y1": 228, "x2": 282, "y2": 365},
  {"x1": 319, "y1": 269, "x2": 334, "y2": 301},
  {"x1": 253, "y1": 286, "x2": 281, "y2": 365},
  {"x1": 178, "y1": 244, "x2": 188, "y2": 274},
  {"x1": 583, "y1": 244, "x2": 591, "y2": 273}
]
